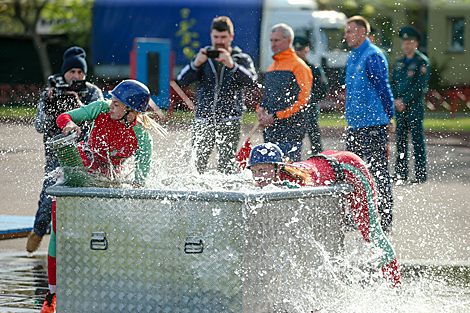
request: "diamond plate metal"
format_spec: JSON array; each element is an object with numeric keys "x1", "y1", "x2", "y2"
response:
[{"x1": 55, "y1": 190, "x2": 344, "y2": 312}]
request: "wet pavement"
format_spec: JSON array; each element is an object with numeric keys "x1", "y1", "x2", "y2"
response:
[
  {"x1": 0, "y1": 252, "x2": 48, "y2": 312},
  {"x1": 1, "y1": 121, "x2": 469, "y2": 311}
]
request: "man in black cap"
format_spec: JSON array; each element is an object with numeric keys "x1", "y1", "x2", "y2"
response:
[
  {"x1": 390, "y1": 26, "x2": 430, "y2": 184},
  {"x1": 293, "y1": 36, "x2": 329, "y2": 154},
  {"x1": 27, "y1": 47, "x2": 103, "y2": 254}
]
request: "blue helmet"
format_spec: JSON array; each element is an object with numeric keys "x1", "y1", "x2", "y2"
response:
[
  {"x1": 247, "y1": 143, "x2": 285, "y2": 169},
  {"x1": 109, "y1": 80, "x2": 150, "y2": 113}
]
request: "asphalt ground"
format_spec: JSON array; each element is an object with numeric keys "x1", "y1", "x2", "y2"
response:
[{"x1": 0, "y1": 120, "x2": 469, "y2": 311}]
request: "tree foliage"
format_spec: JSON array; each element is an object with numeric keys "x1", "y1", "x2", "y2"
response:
[
  {"x1": 0, "y1": 0, "x2": 94, "y2": 82},
  {"x1": 41, "y1": 0, "x2": 94, "y2": 48}
]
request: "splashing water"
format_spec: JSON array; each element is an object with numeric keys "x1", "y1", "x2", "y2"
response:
[{"x1": 1, "y1": 121, "x2": 470, "y2": 312}]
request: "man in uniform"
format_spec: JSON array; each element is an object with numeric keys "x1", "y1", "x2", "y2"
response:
[
  {"x1": 391, "y1": 26, "x2": 430, "y2": 184},
  {"x1": 293, "y1": 37, "x2": 329, "y2": 155}
]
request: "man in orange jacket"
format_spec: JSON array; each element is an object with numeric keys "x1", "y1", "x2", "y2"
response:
[{"x1": 257, "y1": 23, "x2": 313, "y2": 162}]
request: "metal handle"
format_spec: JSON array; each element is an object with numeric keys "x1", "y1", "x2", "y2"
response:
[
  {"x1": 90, "y1": 231, "x2": 108, "y2": 250},
  {"x1": 184, "y1": 236, "x2": 203, "y2": 254}
]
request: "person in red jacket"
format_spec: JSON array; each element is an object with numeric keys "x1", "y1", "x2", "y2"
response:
[
  {"x1": 247, "y1": 143, "x2": 402, "y2": 288},
  {"x1": 40, "y1": 79, "x2": 162, "y2": 313}
]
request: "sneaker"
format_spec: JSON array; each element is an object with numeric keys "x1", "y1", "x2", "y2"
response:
[
  {"x1": 40, "y1": 291, "x2": 56, "y2": 313},
  {"x1": 26, "y1": 230, "x2": 43, "y2": 253}
]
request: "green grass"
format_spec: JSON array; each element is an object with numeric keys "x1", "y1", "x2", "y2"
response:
[
  {"x1": 2, "y1": 106, "x2": 470, "y2": 132},
  {"x1": 424, "y1": 116, "x2": 470, "y2": 132},
  {"x1": 0, "y1": 106, "x2": 37, "y2": 119}
]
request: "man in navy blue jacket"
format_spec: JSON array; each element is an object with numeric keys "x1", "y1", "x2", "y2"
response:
[
  {"x1": 177, "y1": 16, "x2": 258, "y2": 174},
  {"x1": 343, "y1": 16, "x2": 395, "y2": 233}
]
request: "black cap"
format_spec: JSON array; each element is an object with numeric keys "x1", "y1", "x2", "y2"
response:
[
  {"x1": 399, "y1": 26, "x2": 422, "y2": 42},
  {"x1": 293, "y1": 37, "x2": 310, "y2": 50},
  {"x1": 62, "y1": 46, "x2": 87, "y2": 76}
]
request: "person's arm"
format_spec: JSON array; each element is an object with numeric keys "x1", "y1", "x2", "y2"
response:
[
  {"x1": 275, "y1": 63, "x2": 313, "y2": 121},
  {"x1": 230, "y1": 53, "x2": 258, "y2": 87},
  {"x1": 84, "y1": 84, "x2": 104, "y2": 104},
  {"x1": 34, "y1": 97, "x2": 48, "y2": 133},
  {"x1": 366, "y1": 54, "x2": 394, "y2": 119},
  {"x1": 56, "y1": 100, "x2": 109, "y2": 135},
  {"x1": 311, "y1": 65, "x2": 329, "y2": 104},
  {"x1": 132, "y1": 124, "x2": 153, "y2": 186},
  {"x1": 176, "y1": 48, "x2": 210, "y2": 87}
]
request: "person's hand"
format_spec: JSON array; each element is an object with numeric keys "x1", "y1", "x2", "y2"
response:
[
  {"x1": 394, "y1": 98, "x2": 406, "y2": 112},
  {"x1": 257, "y1": 107, "x2": 265, "y2": 121},
  {"x1": 214, "y1": 48, "x2": 234, "y2": 69},
  {"x1": 66, "y1": 91, "x2": 83, "y2": 108},
  {"x1": 388, "y1": 119, "x2": 396, "y2": 133},
  {"x1": 257, "y1": 108, "x2": 275, "y2": 127},
  {"x1": 63, "y1": 121, "x2": 81, "y2": 137},
  {"x1": 46, "y1": 87, "x2": 56, "y2": 99},
  {"x1": 193, "y1": 48, "x2": 209, "y2": 67}
]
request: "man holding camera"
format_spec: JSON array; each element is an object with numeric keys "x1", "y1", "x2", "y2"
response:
[
  {"x1": 177, "y1": 16, "x2": 258, "y2": 174},
  {"x1": 27, "y1": 46, "x2": 103, "y2": 254}
]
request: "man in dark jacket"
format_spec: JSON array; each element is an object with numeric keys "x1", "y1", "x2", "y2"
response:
[
  {"x1": 257, "y1": 24, "x2": 312, "y2": 162},
  {"x1": 391, "y1": 26, "x2": 430, "y2": 184},
  {"x1": 27, "y1": 46, "x2": 103, "y2": 254},
  {"x1": 293, "y1": 37, "x2": 329, "y2": 155},
  {"x1": 177, "y1": 16, "x2": 258, "y2": 174}
]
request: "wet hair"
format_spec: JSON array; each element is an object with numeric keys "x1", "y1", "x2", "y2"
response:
[
  {"x1": 346, "y1": 16, "x2": 370, "y2": 35},
  {"x1": 211, "y1": 16, "x2": 234, "y2": 35},
  {"x1": 271, "y1": 23, "x2": 294, "y2": 43}
]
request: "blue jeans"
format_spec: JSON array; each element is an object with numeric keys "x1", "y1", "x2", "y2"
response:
[
  {"x1": 346, "y1": 125, "x2": 393, "y2": 232},
  {"x1": 33, "y1": 157, "x2": 59, "y2": 237},
  {"x1": 277, "y1": 141, "x2": 303, "y2": 163}
]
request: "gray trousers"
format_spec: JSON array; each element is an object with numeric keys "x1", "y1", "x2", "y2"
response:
[{"x1": 192, "y1": 119, "x2": 241, "y2": 174}]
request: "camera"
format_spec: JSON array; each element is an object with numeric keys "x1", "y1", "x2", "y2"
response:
[
  {"x1": 205, "y1": 49, "x2": 220, "y2": 58},
  {"x1": 48, "y1": 74, "x2": 87, "y2": 93},
  {"x1": 44, "y1": 74, "x2": 88, "y2": 118}
]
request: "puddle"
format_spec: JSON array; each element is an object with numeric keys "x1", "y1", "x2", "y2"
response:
[{"x1": 0, "y1": 252, "x2": 48, "y2": 312}]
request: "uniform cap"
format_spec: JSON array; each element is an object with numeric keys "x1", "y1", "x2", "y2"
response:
[
  {"x1": 399, "y1": 26, "x2": 422, "y2": 42},
  {"x1": 293, "y1": 37, "x2": 310, "y2": 50}
]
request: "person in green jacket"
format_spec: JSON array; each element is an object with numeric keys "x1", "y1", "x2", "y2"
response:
[{"x1": 391, "y1": 26, "x2": 430, "y2": 184}]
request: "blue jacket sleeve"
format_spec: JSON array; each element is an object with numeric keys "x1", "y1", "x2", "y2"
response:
[
  {"x1": 176, "y1": 61, "x2": 202, "y2": 87},
  {"x1": 366, "y1": 54, "x2": 395, "y2": 119}
]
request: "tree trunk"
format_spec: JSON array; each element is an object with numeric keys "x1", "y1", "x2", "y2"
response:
[{"x1": 32, "y1": 32, "x2": 53, "y2": 83}]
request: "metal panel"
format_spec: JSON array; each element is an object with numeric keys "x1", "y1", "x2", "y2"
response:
[{"x1": 53, "y1": 186, "x2": 349, "y2": 312}]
